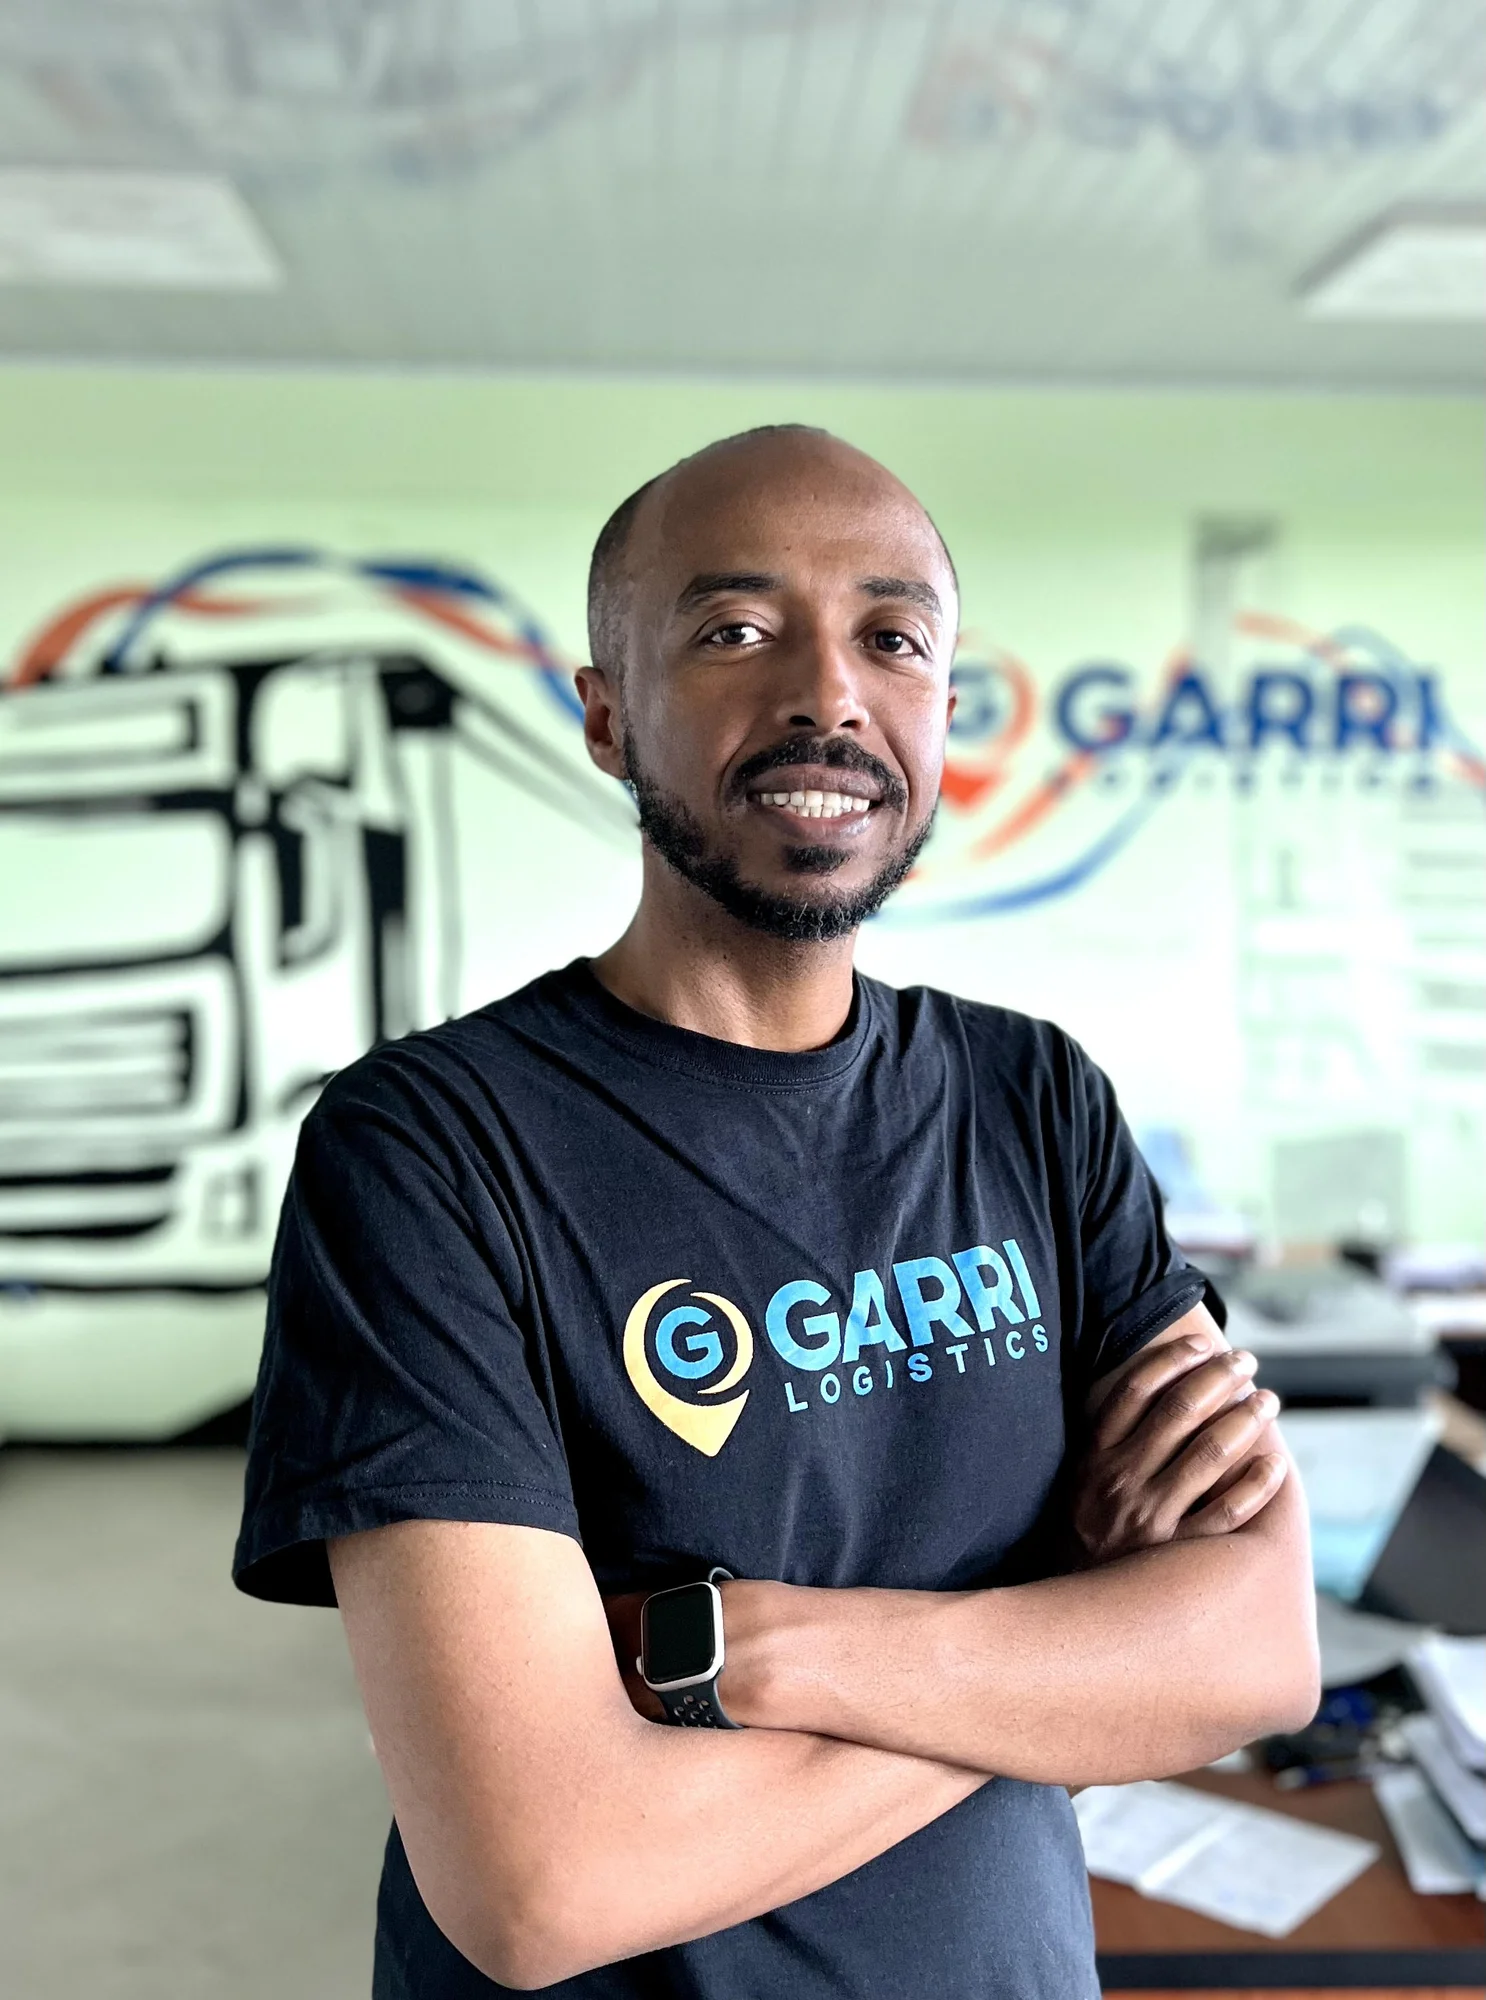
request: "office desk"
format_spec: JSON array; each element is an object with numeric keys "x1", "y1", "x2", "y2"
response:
[{"x1": 1094, "y1": 1768, "x2": 1485, "y2": 1992}]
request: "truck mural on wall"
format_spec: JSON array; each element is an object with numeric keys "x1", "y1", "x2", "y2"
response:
[{"x1": 0, "y1": 550, "x2": 632, "y2": 1440}]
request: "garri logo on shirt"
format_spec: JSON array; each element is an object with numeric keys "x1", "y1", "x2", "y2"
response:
[
  {"x1": 622, "y1": 1240, "x2": 1048, "y2": 1455},
  {"x1": 622, "y1": 1280, "x2": 756, "y2": 1456}
]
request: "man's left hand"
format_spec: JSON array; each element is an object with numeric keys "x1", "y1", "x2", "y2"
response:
[{"x1": 1069, "y1": 1311, "x2": 1287, "y2": 1567}]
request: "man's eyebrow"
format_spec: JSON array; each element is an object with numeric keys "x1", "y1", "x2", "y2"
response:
[
  {"x1": 858, "y1": 576, "x2": 943, "y2": 618},
  {"x1": 674, "y1": 572, "x2": 784, "y2": 612}
]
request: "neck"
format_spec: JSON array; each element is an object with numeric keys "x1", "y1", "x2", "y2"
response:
[{"x1": 590, "y1": 852, "x2": 858, "y2": 1051}]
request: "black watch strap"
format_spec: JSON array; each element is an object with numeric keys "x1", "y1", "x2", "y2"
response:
[
  {"x1": 656, "y1": 1680, "x2": 741, "y2": 1729},
  {"x1": 644, "y1": 1568, "x2": 741, "y2": 1730}
]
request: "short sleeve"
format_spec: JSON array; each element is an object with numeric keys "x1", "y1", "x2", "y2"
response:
[
  {"x1": 233, "y1": 1061, "x2": 580, "y2": 1607},
  {"x1": 1070, "y1": 1045, "x2": 1217, "y2": 1386}
]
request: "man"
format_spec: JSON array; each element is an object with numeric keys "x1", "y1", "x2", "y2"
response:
[{"x1": 234, "y1": 426, "x2": 1318, "y2": 1998}]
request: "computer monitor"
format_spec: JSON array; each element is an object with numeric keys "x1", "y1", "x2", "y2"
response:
[{"x1": 1359, "y1": 1444, "x2": 1486, "y2": 1636}]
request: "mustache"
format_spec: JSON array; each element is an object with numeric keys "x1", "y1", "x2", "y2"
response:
[{"x1": 730, "y1": 733, "x2": 908, "y2": 811}]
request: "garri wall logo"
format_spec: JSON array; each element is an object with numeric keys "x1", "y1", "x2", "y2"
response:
[
  {"x1": 904, "y1": 614, "x2": 1484, "y2": 922},
  {"x1": 621, "y1": 1241, "x2": 1049, "y2": 1456}
]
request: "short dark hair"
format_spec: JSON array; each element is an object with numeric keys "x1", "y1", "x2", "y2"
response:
[{"x1": 587, "y1": 425, "x2": 844, "y2": 679}]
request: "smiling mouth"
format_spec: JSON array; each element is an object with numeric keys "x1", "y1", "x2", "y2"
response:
[
  {"x1": 743, "y1": 764, "x2": 886, "y2": 824},
  {"x1": 753, "y1": 787, "x2": 872, "y2": 821}
]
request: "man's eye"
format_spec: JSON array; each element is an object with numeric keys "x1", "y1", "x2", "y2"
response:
[
  {"x1": 705, "y1": 622, "x2": 766, "y2": 647},
  {"x1": 870, "y1": 630, "x2": 919, "y2": 656}
]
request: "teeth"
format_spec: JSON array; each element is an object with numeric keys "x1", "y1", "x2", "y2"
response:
[{"x1": 757, "y1": 790, "x2": 871, "y2": 819}]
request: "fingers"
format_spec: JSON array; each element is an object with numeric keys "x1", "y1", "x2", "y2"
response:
[
  {"x1": 1177, "y1": 1450, "x2": 1289, "y2": 1538},
  {"x1": 1118, "y1": 1350, "x2": 1262, "y2": 1475},
  {"x1": 1155, "y1": 1390, "x2": 1283, "y2": 1527},
  {"x1": 1093, "y1": 1340, "x2": 1256, "y2": 1458},
  {"x1": 1092, "y1": 1330, "x2": 1225, "y2": 1449},
  {"x1": 1074, "y1": 1381, "x2": 1283, "y2": 1560}
]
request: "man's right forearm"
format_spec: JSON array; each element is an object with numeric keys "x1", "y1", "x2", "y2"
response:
[
  {"x1": 479, "y1": 1718, "x2": 985, "y2": 1989},
  {"x1": 331, "y1": 1520, "x2": 983, "y2": 1993}
]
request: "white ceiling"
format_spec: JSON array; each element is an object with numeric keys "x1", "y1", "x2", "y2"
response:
[{"x1": 0, "y1": 0, "x2": 1482, "y2": 387}]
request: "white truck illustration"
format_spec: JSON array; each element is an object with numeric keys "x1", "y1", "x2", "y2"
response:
[{"x1": 0, "y1": 641, "x2": 626, "y2": 1439}]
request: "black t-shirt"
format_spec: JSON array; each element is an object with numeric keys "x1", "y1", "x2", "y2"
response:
[{"x1": 235, "y1": 961, "x2": 1204, "y2": 2000}]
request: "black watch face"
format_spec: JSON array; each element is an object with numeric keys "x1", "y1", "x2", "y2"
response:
[{"x1": 642, "y1": 1584, "x2": 718, "y2": 1683}]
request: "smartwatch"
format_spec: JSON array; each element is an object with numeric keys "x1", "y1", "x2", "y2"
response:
[{"x1": 637, "y1": 1567, "x2": 742, "y2": 1729}]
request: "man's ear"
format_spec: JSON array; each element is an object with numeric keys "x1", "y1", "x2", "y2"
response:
[{"x1": 574, "y1": 664, "x2": 626, "y2": 781}]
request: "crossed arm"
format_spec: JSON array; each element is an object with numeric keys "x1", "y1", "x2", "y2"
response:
[{"x1": 329, "y1": 1307, "x2": 1319, "y2": 1989}]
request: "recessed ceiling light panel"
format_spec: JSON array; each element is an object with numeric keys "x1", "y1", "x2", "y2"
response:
[
  {"x1": 0, "y1": 171, "x2": 282, "y2": 290},
  {"x1": 1301, "y1": 211, "x2": 1486, "y2": 322}
]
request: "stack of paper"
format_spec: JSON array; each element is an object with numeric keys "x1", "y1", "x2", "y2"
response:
[
  {"x1": 1074, "y1": 1781, "x2": 1378, "y2": 1937},
  {"x1": 1408, "y1": 1635, "x2": 1486, "y2": 1773},
  {"x1": 1374, "y1": 1768, "x2": 1484, "y2": 1896},
  {"x1": 1402, "y1": 1712, "x2": 1486, "y2": 1846},
  {"x1": 1379, "y1": 1636, "x2": 1486, "y2": 1897}
]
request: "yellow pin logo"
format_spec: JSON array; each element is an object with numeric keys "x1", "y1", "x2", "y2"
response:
[{"x1": 622, "y1": 1278, "x2": 754, "y2": 1456}]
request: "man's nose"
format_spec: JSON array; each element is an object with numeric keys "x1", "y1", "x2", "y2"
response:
[{"x1": 775, "y1": 629, "x2": 869, "y2": 735}]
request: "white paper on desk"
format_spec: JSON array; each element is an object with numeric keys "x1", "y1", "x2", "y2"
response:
[
  {"x1": 1403, "y1": 1711, "x2": 1486, "y2": 1845},
  {"x1": 1072, "y1": 1781, "x2": 1230, "y2": 1886},
  {"x1": 1375, "y1": 1766, "x2": 1484, "y2": 1894},
  {"x1": 1143, "y1": 1802, "x2": 1379, "y2": 1938},
  {"x1": 1075, "y1": 1782, "x2": 1378, "y2": 1937}
]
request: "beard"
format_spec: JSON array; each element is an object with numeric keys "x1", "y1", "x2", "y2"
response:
[{"x1": 621, "y1": 726, "x2": 935, "y2": 943}]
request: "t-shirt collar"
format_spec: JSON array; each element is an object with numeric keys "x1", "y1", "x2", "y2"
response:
[{"x1": 553, "y1": 957, "x2": 874, "y2": 1089}]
